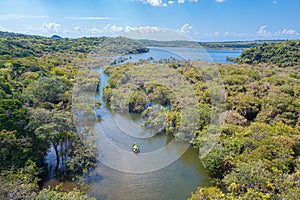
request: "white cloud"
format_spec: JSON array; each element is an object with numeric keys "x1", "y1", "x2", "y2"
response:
[
  {"x1": 84, "y1": 24, "x2": 190, "y2": 40},
  {"x1": 87, "y1": 25, "x2": 162, "y2": 35},
  {"x1": 216, "y1": 0, "x2": 226, "y2": 2},
  {"x1": 124, "y1": 25, "x2": 167, "y2": 34},
  {"x1": 168, "y1": 1, "x2": 174, "y2": 5},
  {"x1": 73, "y1": 26, "x2": 82, "y2": 34},
  {"x1": 257, "y1": 25, "x2": 269, "y2": 35},
  {"x1": 0, "y1": 24, "x2": 8, "y2": 31},
  {"x1": 178, "y1": 0, "x2": 198, "y2": 3},
  {"x1": 135, "y1": 0, "x2": 163, "y2": 6},
  {"x1": 42, "y1": 22, "x2": 61, "y2": 33},
  {"x1": 275, "y1": 29, "x2": 299, "y2": 36},
  {"x1": 0, "y1": 14, "x2": 47, "y2": 20},
  {"x1": 89, "y1": 27, "x2": 100, "y2": 34},
  {"x1": 257, "y1": 25, "x2": 299, "y2": 38},
  {"x1": 282, "y1": 29, "x2": 296, "y2": 35},
  {"x1": 74, "y1": 26, "x2": 81, "y2": 31},
  {"x1": 103, "y1": 24, "x2": 124, "y2": 33},
  {"x1": 178, "y1": 23, "x2": 193, "y2": 33}
]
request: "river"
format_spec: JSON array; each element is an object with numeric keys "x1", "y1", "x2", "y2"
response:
[
  {"x1": 45, "y1": 47, "x2": 241, "y2": 200},
  {"x1": 117, "y1": 47, "x2": 242, "y2": 64}
]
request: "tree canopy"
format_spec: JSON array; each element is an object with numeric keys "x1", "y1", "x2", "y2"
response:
[
  {"x1": 0, "y1": 32, "x2": 147, "y2": 199},
  {"x1": 230, "y1": 40, "x2": 300, "y2": 67},
  {"x1": 102, "y1": 40, "x2": 300, "y2": 199}
]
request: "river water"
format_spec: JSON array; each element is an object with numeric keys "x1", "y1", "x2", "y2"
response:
[
  {"x1": 118, "y1": 47, "x2": 242, "y2": 63},
  {"x1": 45, "y1": 47, "x2": 241, "y2": 200}
]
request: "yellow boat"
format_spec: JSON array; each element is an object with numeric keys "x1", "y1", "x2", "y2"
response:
[{"x1": 132, "y1": 143, "x2": 139, "y2": 154}]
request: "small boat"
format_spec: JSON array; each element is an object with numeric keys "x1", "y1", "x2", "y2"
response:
[{"x1": 132, "y1": 143, "x2": 139, "y2": 154}]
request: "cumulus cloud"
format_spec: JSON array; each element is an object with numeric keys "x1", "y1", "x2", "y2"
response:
[
  {"x1": 84, "y1": 24, "x2": 190, "y2": 40},
  {"x1": 257, "y1": 25, "x2": 299, "y2": 37},
  {"x1": 102, "y1": 24, "x2": 168, "y2": 35},
  {"x1": 125, "y1": 25, "x2": 166, "y2": 33},
  {"x1": 257, "y1": 25, "x2": 270, "y2": 35},
  {"x1": 216, "y1": 0, "x2": 226, "y2": 2},
  {"x1": 275, "y1": 29, "x2": 299, "y2": 36},
  {"x1": 168, "y1": 1, "x2": 174, "y2": 5},
  {"x1": 135, "y1": 0, "x2": 163, "y2": 6},
  {"x1": 178, "y1": 23, "x2": 193, "y2": 33},
  {"x1": 73, "y1": 26, "x2": 82, "y2": 34},
  {"x1": 106, "y1": 24, "x2": 124, "y2": 32},
  {"x1": 42, "y1": 22, "x2": 61, "y2": 33}
]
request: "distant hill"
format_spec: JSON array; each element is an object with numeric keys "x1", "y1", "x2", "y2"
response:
[
  {"x1": 51, "y1": 35, "x2": 63, "y2": 39},
  {"x1": 139, "y1": 39, "x2": 286, "y2": 50},
  {"x1": 0, "y1": 31, "x2": 29, "y2": 37},
  {"x1": 230, "y1": 40, "x2": 300, "y2": 67},
  {"x1": 0, "y1": 31, "x2": 148, "y2": 58}
]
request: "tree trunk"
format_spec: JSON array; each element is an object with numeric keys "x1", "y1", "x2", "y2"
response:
[{"x1": 53, "y1": 144, "x2": 60, "y2": 169}]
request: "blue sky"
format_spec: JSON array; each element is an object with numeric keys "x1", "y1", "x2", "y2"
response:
[{"x1": 0, "y1": 0, "x2": 299, "y2": 41}]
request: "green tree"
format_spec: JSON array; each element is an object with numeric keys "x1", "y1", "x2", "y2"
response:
[
  {"x1": 0, "y1": 160, "x2": 40, "y2": 200},
  {"x1": 0, "y1": 99, "x2": 28, "y2": 133}
]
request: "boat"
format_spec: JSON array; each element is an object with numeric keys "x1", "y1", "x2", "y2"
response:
[{"x1": 132, "y1": 142, "x2": 139, "y2": 154}]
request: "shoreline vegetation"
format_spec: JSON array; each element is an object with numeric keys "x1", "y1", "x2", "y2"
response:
[{"x1": 0, "y1": 30, "x2": 299, "y2": 199}]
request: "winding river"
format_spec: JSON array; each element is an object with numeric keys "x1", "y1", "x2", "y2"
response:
[{"x1": 45, "y1": 47, "x2": 241, "y2": 200}]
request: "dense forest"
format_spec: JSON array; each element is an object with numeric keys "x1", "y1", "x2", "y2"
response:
[
  {"x1": 230, "y1": 40, "x2": 300, "y2": 67},
  {"x1": 103, "y1": 40, "x2": 300, "y2": 199},
  {"x1": 0, "y1": 32, "x2": 148, "y2": 199},
  {"x1": 139, "y1": 39, "x2": 285, "y2": 50},
  {"x1": 1, "y1": 31, "x2": 299, "y2": 199}
]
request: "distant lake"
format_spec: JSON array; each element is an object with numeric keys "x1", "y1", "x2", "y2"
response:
[{"x1": 120, "y1": 47, "x2": 242, "y2": 64}]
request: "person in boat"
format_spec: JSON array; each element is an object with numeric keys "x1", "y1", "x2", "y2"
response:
[{"x1": 132, "y1": 142, "x2": 139, "y2": 153}]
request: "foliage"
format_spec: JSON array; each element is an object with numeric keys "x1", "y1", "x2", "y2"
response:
[
  {"x1": 34, "y1": 187, "x2": 96, "y2": 200},
  {"x1": 188, "y1": 187, "x2": 225, "y2": 200},
  {"x1": 101, "y1": 42, "x2": 300, "y2": 199},
  {"x1": 188, "y1": 41, "x2": 300, "y2": 199},
  {"x1": 0, "y1": 99, "x2": 28, "y2": 133},
  {"x1": 1, "y1": 32, "x2": 299, "y2": 199},
  {"x1": 231, "y1": 40, "x2": 300, "y2": 67},
  {"x1": 0, "y1": 32, "x2": 147, "y2": 198},
  {"x1": 0, "y1": 160, "x2": 40, "y2": 200},
  {"x1": 0, "y1": 160, "x2": 95, "y2": 200}
]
